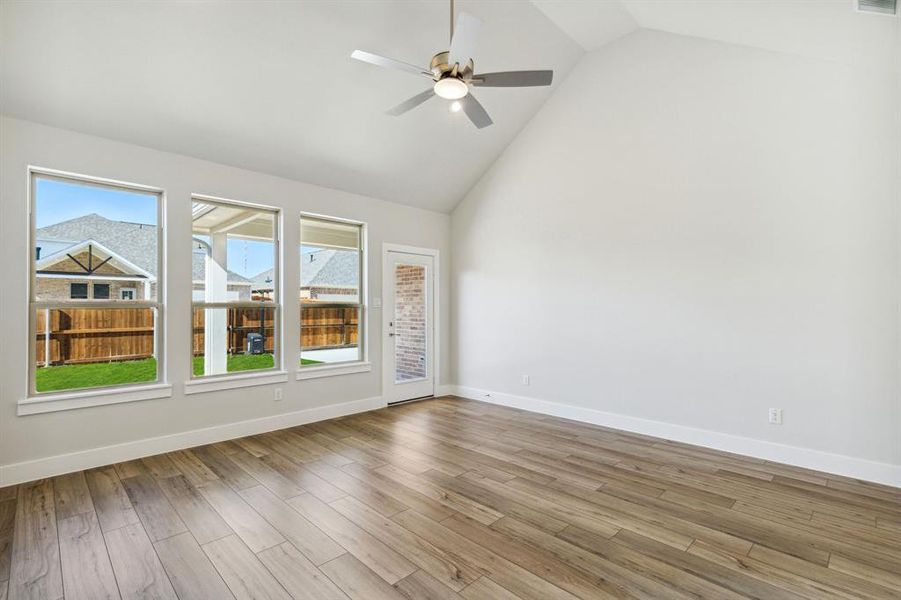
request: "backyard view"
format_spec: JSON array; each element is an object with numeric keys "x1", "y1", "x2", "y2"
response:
[
  {"x1": 30, "y1": 176, "x2": 165, "y2": 394},
  {"x1": 31, "y1": 179, "x2": 359, "y2": 394},
  {"x1": 299, "y1": 216, "x2": 363, "y2": 366}
]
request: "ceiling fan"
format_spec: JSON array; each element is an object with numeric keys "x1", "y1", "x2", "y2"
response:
[{"x1": 351, "y1": 0, "x2": 553, "y2": 129}]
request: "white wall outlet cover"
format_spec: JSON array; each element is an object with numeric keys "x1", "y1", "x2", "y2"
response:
[
  {"x1": 274, "y1": 388, "x2": 283, "y2": 401},
  {"x1": 522, "y1": 375, "x2": 530, "y2": 385},
  {"x1": 768, "y1": 408, "x2": 783, "y2": 424}
]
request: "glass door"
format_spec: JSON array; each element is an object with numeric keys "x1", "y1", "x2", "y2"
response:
[{"x1": 384, "y1": 250, "x2": 434, "y2": 403}]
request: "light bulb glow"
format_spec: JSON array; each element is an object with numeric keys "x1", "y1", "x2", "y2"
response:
[
  {"x1": 434, "y1": 77, "x2": 469, "y2": 100},
  {"x1": 450, "y1": 101, "x2": 462, "y2": 113}
]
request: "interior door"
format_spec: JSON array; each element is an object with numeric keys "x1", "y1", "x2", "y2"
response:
[{"x1": 383, "y1": 250, "x2": 434, "y2": 404}]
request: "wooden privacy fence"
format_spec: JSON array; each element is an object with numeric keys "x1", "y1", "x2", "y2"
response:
[
  {"x1": 36, "y1": 307, "x2": 155, "y2": 366},
  {"x1": 301, "y1": 304, "x2": 359, "y2": 351},
  {"x1": 192, "y1": 307, "x2": 276, "y2": 356},
  {"x1": 36, "y1": 305, "x2": 358, "y2": 366}
]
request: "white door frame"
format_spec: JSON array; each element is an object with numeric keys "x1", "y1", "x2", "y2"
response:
[{"x1": 382, "y1": 243, "x2": 439, "y2": 403}]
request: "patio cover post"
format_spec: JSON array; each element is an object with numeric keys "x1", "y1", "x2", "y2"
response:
[{"x1": 204, "y1": 232, "x2": 228, "y2": 375}]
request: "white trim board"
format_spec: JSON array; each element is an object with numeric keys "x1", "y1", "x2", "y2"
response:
[
  {"x1": 0, "y1": 395, "x2": 386, "y2": 487},
  {"x1": 451, "y1": 386, "x2": 901, "y2": 488},
  {"x1": 435, "y1": 384, "x2": 455, "y2": 397}
]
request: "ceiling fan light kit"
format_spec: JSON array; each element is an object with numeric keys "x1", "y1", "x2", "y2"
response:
[
  {"x1": 350, "y1": 0, "x2": 553, "y2": 129},
  {"x1": 434, "y1": 77, "x2": 469, "y2": 100}
]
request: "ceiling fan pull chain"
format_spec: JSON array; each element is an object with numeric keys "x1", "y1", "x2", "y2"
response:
[{"x1": 450, "y1": 0, "x2": 455, "y2": 43}]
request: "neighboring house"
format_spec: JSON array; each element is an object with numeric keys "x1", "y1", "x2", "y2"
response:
[
  {"x1": 190, "y1": 238, "x2": 252, "y2": 301},
  {"x1": 251, "y1": 248, "x2": 359, "y2": 302},
  {"x1": 34, "y1": 214, "x2": 251, "y2": 300}
]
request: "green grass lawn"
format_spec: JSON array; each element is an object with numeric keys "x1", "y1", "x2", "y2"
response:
[
  {"x1": 191, "y1": 354, "x2": 275, "y2": 376},
  {"x1": 34, "y1": 353, "x2": 322, "y2": 393},
  {"x1": 35, "y1": 358, "x2": 159, "y2": 392}
]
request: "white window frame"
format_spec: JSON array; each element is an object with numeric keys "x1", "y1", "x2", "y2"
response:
[
  {"x1": 120, "y1": 287, "x2": 136, "y2": 300},
  {"x1": 297, "y1": 213, "x2": 369, "y2": 380},
  {"x1": 22, "y1": 167, "x2": 170, "y2": 415},
  {"x1": 185, "y1": 194, "x2": 284, "y2": 392}
]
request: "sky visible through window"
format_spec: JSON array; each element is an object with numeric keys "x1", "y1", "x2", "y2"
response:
[
  {"x1": 38, "y1": 178, "x2": 282, "y2": 279},
  {"x1": 36, "y1": 178, "x2": 157, "y2": 227},
  {"x1": 38, "y1": 178, "x2": 338, "y2": 279},
  {"x1": 228, "y1": 240, "x2": 271, "y2": 279},
  {"x1": 192, "y1": 234, "x2": 273, "y2": 279}
]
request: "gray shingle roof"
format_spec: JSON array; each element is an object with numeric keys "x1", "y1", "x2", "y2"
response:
[
  {"x1": 251, "y1": 249, "x2": 359, "y2": 290},
  {"x1": 36, "y1": 213, "x2": 157, "y2": 274},
  {"x1": 190, "y1": 252, "x2": 250, "y2": 284},
  {"x1": 251, "y1": 268, "x2": 275, "y2": 287},
  {"x1": 36, "y1": 214, "x2": 248, "y2": 284},
  {"x1": 191, "y1": 239, "x2": 249, "y2": 283},
  {"x1": 305, "y1": 249, "x2": 358, "y2": 288}
]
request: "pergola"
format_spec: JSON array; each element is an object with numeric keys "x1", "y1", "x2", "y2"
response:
[
  {"x1": 192, "y1": 201, "x2": 275, "y2": 375},
  {"x1": 192, "y1": 203, "x2": 361, "y2": 375}
]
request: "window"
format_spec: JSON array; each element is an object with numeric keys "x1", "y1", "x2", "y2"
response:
[
  {"x1": 69, "y1": 283, "x2": 88, "y2": 299},
  {"x1": 191, "y1": 196, "x2": 280, "y2": 378},
  {"x1": 93, "y1": 283, "x2": 110, "y2": 299},
  {"x1": 30, "y1": 170, "x2": 163, "y2": 395},
  {"x1": 120, "y1": 288, "x2": 136, "y2": 300},
  {"x1": 300, "y1": 216, "x2": 363, "y2": 366}
]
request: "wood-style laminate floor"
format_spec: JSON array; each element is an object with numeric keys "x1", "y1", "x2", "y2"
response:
[{"x1": 1, "y1": 397, "x2": 900, "y2": 599}]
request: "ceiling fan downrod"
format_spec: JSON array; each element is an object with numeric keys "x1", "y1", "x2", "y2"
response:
[{"x1": 450, "y1": 0, "x2": 455, "y2": 43}]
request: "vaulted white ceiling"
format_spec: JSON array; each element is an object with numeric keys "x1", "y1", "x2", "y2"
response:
[
  {"x1": 0, "y1": 1, "x2": 582, "y2": 213},
  {"x1": 3, "y1": 1, "x2": 898, "y2": 214},
  {"x1": 534, "y1": 0, "x2": 900, "y2": 73}
]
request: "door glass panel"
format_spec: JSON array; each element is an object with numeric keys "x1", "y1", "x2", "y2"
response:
[{"x1": 394, "y1": 263, "x2": 427, "y2": 383}]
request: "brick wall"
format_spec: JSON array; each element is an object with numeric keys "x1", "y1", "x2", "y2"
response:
[
  {"x1": 35, "y1": 278, "x2": 149, "y2": 301},
  {"x1": 394, "y1": 264, "x2": 426, "y2": 380}
]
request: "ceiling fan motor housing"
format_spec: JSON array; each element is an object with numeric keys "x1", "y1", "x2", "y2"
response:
[{"x1": 430, "y1": 51, "x2": 474, "y2": 82}]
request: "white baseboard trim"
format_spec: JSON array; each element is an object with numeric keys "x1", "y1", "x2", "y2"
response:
[
  {"x1": 451, "y1": 385, "x2": 901, "y2": 488},
  {"x1": 0, "y1": 396, "x2": 386, "y2": 487},
  {"x1": 435, "y1": 384, "x2": 455, "y2": 397}
]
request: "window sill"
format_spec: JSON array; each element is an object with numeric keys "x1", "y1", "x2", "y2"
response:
[
  {"x1": 19, "y1": 383, "x2": 173, "y2": 416},
  {"x1": 183, "y1": 370, "x2": 288, "y2": 395},
  {"x1": 296, "y1": 362, "x2": 372, "y2": 380}
]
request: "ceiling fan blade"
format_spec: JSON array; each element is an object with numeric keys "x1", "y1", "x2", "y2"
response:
[
  {"x1": 386, "y1": 89, "x2": 435, "y2": 116},
  {"x1": 473, "y1": 70, "x2": 554, "y2": 87},
  {"x1": 351, "y1": 50, "x2": 430, "y2": 77},
  {"x1": 460, "y1": 93, "x2": 493, "y2": 129},
  {"x1": 448, "y1": 12, "x2": 481, "y2": 67}
]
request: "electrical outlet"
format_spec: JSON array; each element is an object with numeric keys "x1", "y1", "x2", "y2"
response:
[
  {"x1": 521, "y1": 375, "x2": 530, "y2": 386},
  {"x1": 768, "y1": 408, "x2": 782, "y2": 425},
  {"x1": 274, "y1": 388, "x2": 283, "y2": 402}
]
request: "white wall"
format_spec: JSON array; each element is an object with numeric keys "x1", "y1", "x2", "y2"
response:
[
  {"x1": 0, "y1": 116, "x2": 450, "y2": 482},
  {"x1": 451, "y1": 30, "x2": 901, "y2": 483}
]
